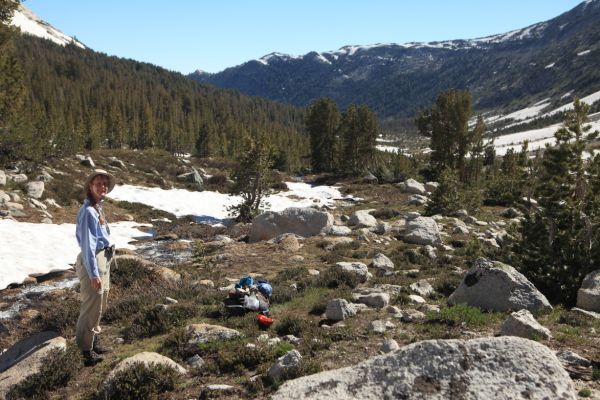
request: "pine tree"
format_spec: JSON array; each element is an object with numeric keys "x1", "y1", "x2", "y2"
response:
[
  {"x1": 229, "y1": 132, "x2": 274, "y2": 222},
  {"x1": 340, "y1": 104, "x2": 378, "y2": 175},
  {"x1": 0, "y1": 0, "x2": 27, "y2": 162},
  {"x1": 306, "y1": 97, "x2": 340, "y2": 173},
  {"x1": 517, "y1": 99, "x2": 600, "y2": 305},
  {"x1": 416, "y1": 90, "x2": 474, "y2": 181},
  {"x1": 425, "y1": 168, "x2": 463, "y2": 216}
]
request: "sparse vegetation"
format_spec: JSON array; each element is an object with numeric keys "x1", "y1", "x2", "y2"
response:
[
  {"x1": 6, "y1": 345, "x2": 80, "y2": 400},
  {"x1": 98, "y1": 362, "x2": 181, "y2": 400}
]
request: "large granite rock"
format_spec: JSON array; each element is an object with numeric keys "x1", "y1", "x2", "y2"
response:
[
  {"x1": 448, "y1": 258, "x2": 552, "y2": 313},
  {"x1": 401, "y1": 216, "x2": 442, "y2": 246},
  {"x1": 0, "y1": 170, "x2": 5, "y2": 186},
  {"x1": 0, "y1": 333, "x2": 66, "y2": 398},
  {"x1": 249, "y1": 207, "x2": 333, "y2": 242},
  {"x1": 576, "y1": 270, "x2": 600, "y2": 312},
  {"x1": 272, "y1": 336, "x2": 575, "y2": 400}
]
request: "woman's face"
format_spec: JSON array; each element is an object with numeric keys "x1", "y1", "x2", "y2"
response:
[{"x1": 89, "y1": 175, "x2": 110, "y2": 202}]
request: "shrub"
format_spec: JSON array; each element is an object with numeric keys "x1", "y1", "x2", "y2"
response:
[
  {"x1": 578, "y1": 388, "x2": 592, "y2": 398},
  {"x1": 272, "y1": 266, "x2": 309, "y2": 284},
  {"x1": 371, "y1": 207, "x2": 401, "y2": 220},
  {"x1": 103, "y1": 294, "x2": 155, "y2": 324},
  {"x1": 124, "y1": 303, "x2": 199, "y2": 341},
  {"x1": 206, "y1": 173, "x2": 229, "y2": 186},
  {"x1": 160, "y1": 328, "x2": 189, "y2": 362},
  {"x1": 194, "y1": 340, "x2": 279, "y2": 375},
  {"x1": 433, "y1": 274, "x2": 462, "y2": 297},
  {"x1": 100, "y1": 361, "x2": 181, "y2": 400},
  {"x1": 6, "y1": 344, "x2": 80, "y2": 400},
  {"x1": 316, "y1": 268, "x2": 359, "y2": 289},
  {"x1": 274, "y1": 316, "x2": 313, "y2": 337},
  {"x1": 33, "y1": 296, "x2": 80, "y2": 336},
  {"x1": 425, "y1": 168, "x2": 464, "y2": 216},
  {"x1": 110, "y1": 258, "x2": 157, "y2": 289},
  {"x1": 593, "y1": 365, "x2": 600, "y2": 380},
  {"x1": 271, "y1": 289, "x2": 298, "y2": 305}
]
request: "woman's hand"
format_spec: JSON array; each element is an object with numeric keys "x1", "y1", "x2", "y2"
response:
[{"x1": 91, "y1": 277, "x2": 102, "y2": 291}]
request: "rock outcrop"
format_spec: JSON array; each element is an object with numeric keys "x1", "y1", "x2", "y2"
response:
[{"x1": 272, "y1": 336, "x2": 575, "y2": 400}]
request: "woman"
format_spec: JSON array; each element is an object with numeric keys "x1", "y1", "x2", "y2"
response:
[{"x1": 75, "y1": 169, "x2": 116, "y2": 366}]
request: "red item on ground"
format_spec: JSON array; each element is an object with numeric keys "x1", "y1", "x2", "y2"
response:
[{"x1": 256, "y1": 313, "x2": 274, "y2": 327}]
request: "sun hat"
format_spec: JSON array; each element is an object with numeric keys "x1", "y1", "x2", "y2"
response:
[{"x1": 85, "y1": 169, "x2": 116, "y2": 193}]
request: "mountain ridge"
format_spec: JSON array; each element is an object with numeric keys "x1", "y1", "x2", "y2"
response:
[{"x1": 190, "y1": 0, "x2": 600, "y2": 125}]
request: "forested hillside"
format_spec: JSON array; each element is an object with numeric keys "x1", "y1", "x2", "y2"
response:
[{"x1": 6, "y1": 35, "x2": 309, "y2": 170}]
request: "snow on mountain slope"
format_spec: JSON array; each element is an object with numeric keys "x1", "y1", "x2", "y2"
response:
[{"x1": 10, "y1": 4, "x2": 85, "y2": 49}]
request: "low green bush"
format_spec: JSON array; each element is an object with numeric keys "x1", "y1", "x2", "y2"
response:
[
  {"x1": 110, "y1": 258, "x2": 158, "y2": 289},
  {"x1": 578, "y1": 388, "x2": 592, "y2": 398},
  {"x1": 33, "y1": 296, "x2": 80, "y2": 336},
  {"x1": 99, "y1": 361, "x2": 181, "y2": 400},
  {"x1": 124, "y1": 303, "x2": 199, "y2": 341},
  {"x1": 274, "y1": 316, "x2": 314, "y2": 337},
  {"x1": 316, "y1": 268, "x2": 359, "y2": 289}
]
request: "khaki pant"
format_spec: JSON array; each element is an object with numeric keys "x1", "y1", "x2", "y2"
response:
[{"x1": 75, "y1": 249, "x2": 112, "y2": 352}]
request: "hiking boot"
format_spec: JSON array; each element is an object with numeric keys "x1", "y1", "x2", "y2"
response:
[
  {"x1": 92, "y1": 335, "x2": 113, "y2": 354},
  {"x1": 83, "y1": 350, "x2": 104, "y2": 367}
]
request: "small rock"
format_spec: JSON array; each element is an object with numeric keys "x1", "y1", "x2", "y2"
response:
[
  {"x1": 380, "y1": 339, "x2": 400, "y2": 353},
  {"x1": 500, "y1": 309, "x2": 551, "y2": 340},
  {"x1": 186, "y1": 354, "x2": 205, "y2": 369},
  {"x1": 370, "y1": 253, "x2": 395, "y2": 271},
  {"x1": 267, "y1": 350, "x2": 302, "y2": 382},
  {"x1": 408, "y1": 294, "x2": 426, "y2": 304},
  {"x1": 368, "y1": 320, "x2": 387, "y2": 334}
]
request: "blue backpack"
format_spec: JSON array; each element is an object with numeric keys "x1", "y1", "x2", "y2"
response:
[
  {"x1": 256, "y1": 281, "x2": 273, "y2": 298},
  {"x1": 235, "y1": 276, "x2": 254, "y2": 289}
]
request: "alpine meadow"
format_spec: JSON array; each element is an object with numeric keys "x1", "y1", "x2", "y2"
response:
[{"x1": 1, "y1": 1, "x2": 600, "y2": 399}]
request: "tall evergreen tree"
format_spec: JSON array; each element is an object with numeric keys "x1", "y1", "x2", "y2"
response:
[
  {"x1": 0, "y1": 0, "x2": 27, "y2": 162},
  {"x1": 517, "y1": 99, "x2": 600, "y2": 304},
  {"x1": 340, "y1": 104, "x2": 378, "y2": 175},
  {"x1": 416, "y1": 90, "x2": 474, "y2": 181},
  {"x1": 306, "y1": 97, "x2": 340, "y2": 173}
]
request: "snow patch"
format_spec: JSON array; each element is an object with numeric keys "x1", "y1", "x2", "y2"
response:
[
  {"x1": 10, "y1": 4, "x2": 85, "y2": 49},
  {"x1": 0, "y1": 220, "x2": 151, "y2": 290}
]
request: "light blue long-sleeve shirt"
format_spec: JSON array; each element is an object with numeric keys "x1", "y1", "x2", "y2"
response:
[{"x1": 75, "y1": 199, "x2": 113, "y2": 278}]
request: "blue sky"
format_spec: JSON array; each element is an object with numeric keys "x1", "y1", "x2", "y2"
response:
[{"x1": 24, "y1": 0, "x2": 583, "y2": 74}]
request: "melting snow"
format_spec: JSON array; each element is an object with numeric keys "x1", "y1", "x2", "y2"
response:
[
  {"x1": 0, "y1": 220, "x2": 152, "y2": 290},
  {"x1": 577, "y1": 50, "x2": 591, "y2": 56}
]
